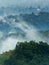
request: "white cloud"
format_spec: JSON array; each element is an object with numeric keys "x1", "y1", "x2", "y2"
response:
[
  {"x1": 0, "y1": 37, "x2": 18, "y2": 54},
  {"x1": 8, "y1": 19, "x2": 46, "y2": 42}
]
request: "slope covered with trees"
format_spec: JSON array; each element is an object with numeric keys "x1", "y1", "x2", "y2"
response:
[
  {"x1": 0, "y1": 51, "x2": 12, "y2": 65},
  {"x1": 3, "y1": 41, "x2": 49, "y2": 65}
]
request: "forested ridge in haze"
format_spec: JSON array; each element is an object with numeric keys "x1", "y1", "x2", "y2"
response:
[
  {"x1": 0, "y1": 41, "x2": 49, "y2": 65},
  {"x1": 0, "y1": 0, "x2": 49, "y2": 65}
]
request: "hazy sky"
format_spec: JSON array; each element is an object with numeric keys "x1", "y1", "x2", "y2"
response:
[{"x1": 0, "y1": 0, "x2": 49, "y2": 7}]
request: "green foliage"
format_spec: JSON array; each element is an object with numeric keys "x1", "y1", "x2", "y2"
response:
[
  {"x1": 4, "y1": 41, "x2": 49, "y2": 65},
  {"x1": 0, "y1": 51, "x2": 12, "y2": 65}
]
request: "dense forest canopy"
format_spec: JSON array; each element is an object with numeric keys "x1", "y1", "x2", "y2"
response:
[{"x1": 0, "y1": 41, "x2": 48, "y2": 65}]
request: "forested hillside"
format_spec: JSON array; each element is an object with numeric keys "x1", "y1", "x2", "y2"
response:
[{"x1": 1, "y1": 41, "x2": 49, "y2": 65}]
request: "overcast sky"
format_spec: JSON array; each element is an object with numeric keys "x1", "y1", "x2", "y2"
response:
[{"x1": 0, "y1": 0, "x2": 49, "y2": 7}]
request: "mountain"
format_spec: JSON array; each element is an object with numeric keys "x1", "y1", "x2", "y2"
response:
[
  {"x1": 0, "y1": 12, "x2": 49, "y2": 54},
  {"x1": 4, "y1": 11, "x2": 49, "y2": 31},
  {"x1": 0, "y1": 6, "x2": 49, "y2": 16},
  {"x1": 0, "y1": 6, "x2": 34, "y2": 16},
  {"x1": 19, "y1": 12, "x2": 49, "y2": 30}
]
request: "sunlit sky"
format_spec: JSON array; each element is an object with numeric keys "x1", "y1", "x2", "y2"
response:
[{"x1": 0, "y1": 0, "x2": 49, "y2": 7}]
